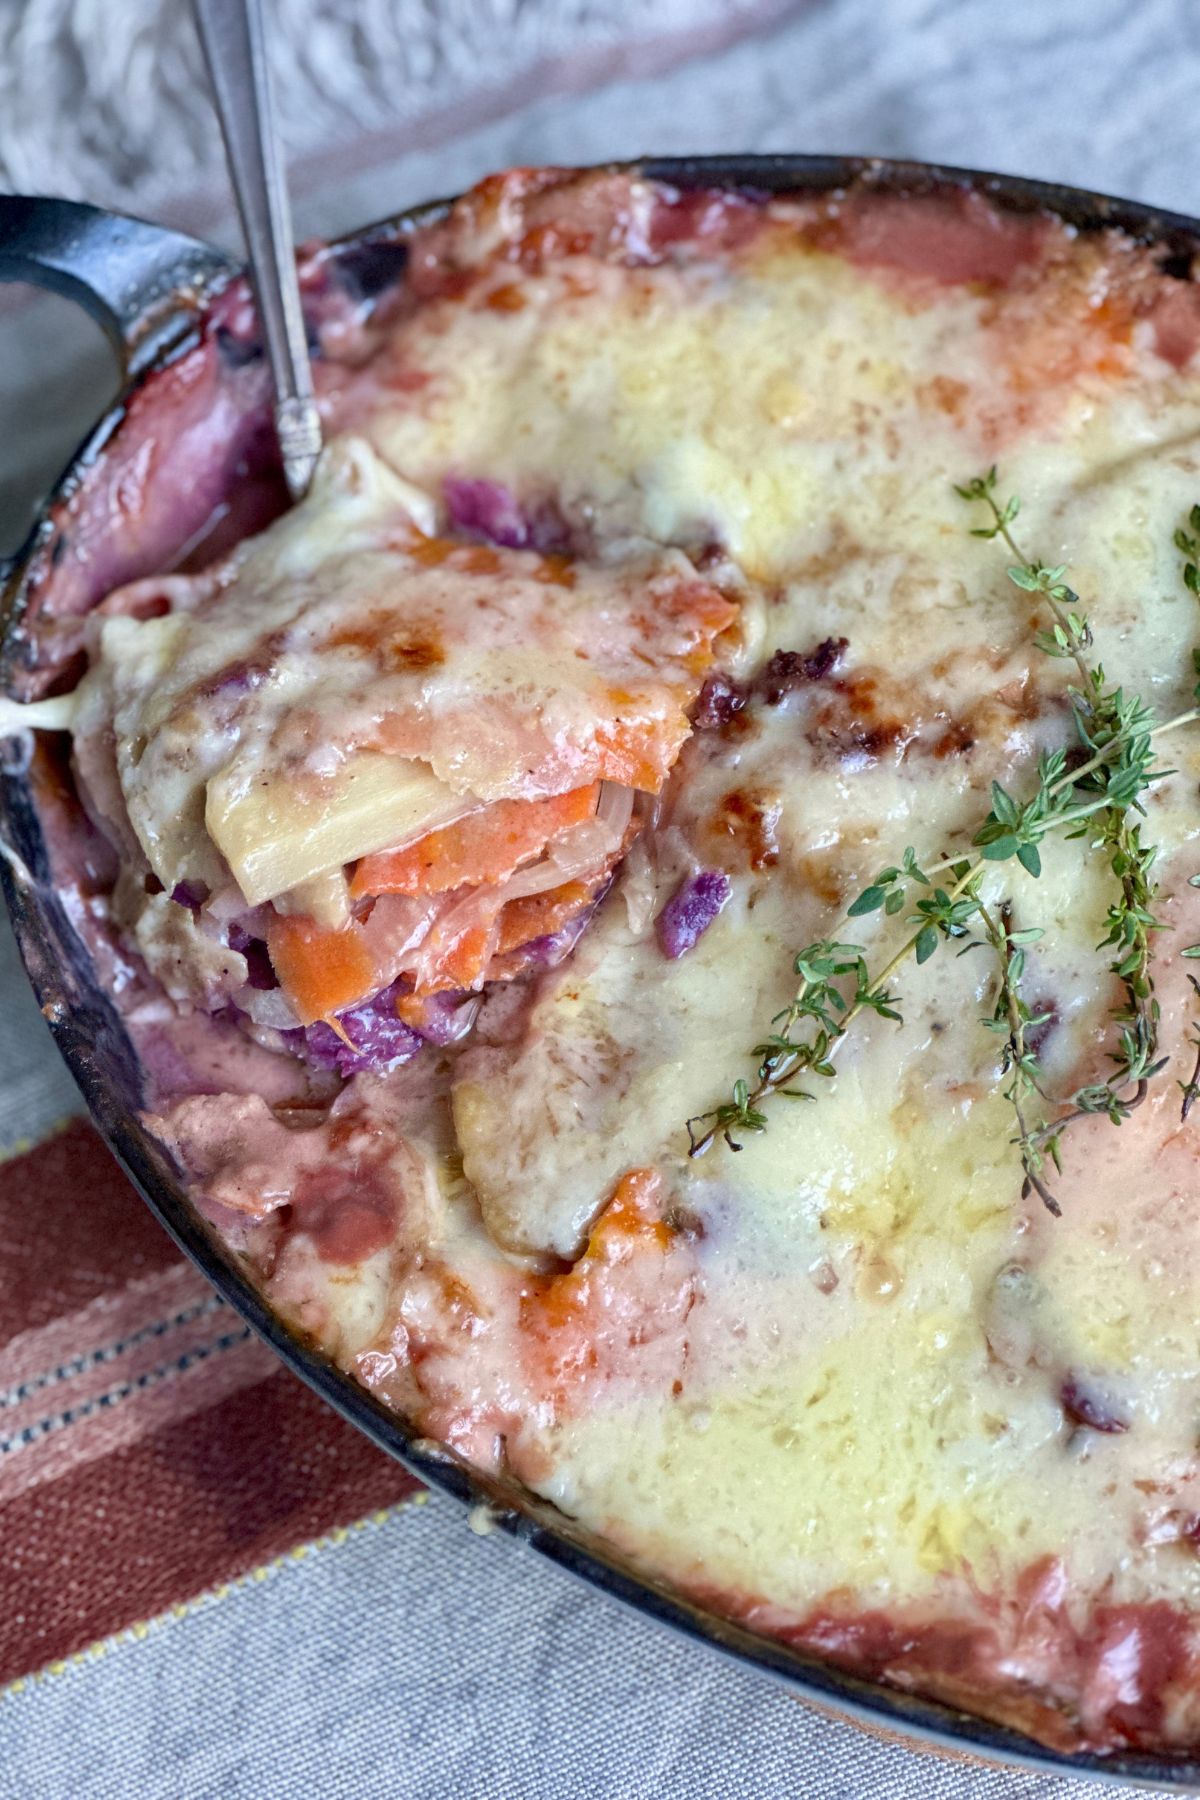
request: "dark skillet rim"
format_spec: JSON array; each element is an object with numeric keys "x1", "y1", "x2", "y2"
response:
[{"x1": 4, "y1": 153, "x2": 1200, "y2": 1790}]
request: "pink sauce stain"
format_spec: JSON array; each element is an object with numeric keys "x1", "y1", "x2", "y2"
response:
[
  {"x1": 288, "y1": 1161, "x2": 397, "y2": 1265},
  {"x1": 1080, "y1": 1603, "x2": 1193, "y2": 1744},
  {"x1": 1144, "y1": 282, "x2": 1200, "y2": 368},
  {"x1": 646, "y1": 187, "x2": 765, "y2": 258},
  {"x1": 828, "y1": 189, "x2": 1053, "y2": 289}
]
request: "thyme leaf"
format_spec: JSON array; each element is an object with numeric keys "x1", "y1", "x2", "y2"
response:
[{"x1": 685, "y1": 474, "x2": 1200, "y2": 1207}]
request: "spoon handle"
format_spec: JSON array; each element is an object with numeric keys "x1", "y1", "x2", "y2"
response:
[{"x1": 193, "y1": 0, "x2": 322, "y2": 501}]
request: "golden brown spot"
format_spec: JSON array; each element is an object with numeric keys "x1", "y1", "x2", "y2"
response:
[
  {"x1": 713, "y1": 787, "x2": 781, "y2": 870},
  {"x1": 386, "y1": 634, "x2": 445, "y2": 673},
  {"x1": 407, "y1": 534, "x2": 503, "y2": 576},
  {"x1": 408, "y1": 533, "x2": 455, "y2": 568},
  {"x1": 994, "y1": 675, "x2": 1044, "y2": 720},
  {"x1": 795, "y1": 852, "x2": 845, "y2": 909},
  {"x1": 919, "y1": 374, "x2": 970, "y2": 418},
  {"x1": 460, "y1": 544, "x2": 503, "y2": 576},
  {"x1": 326, "y1": 613, "x2": 444, "y2": 671},
  {"x1": 932, "y1": 717, "x2": 976, "y2": 759},
  {"x1": 485, "y1": 282, "x2": 527, "y2": 312},
  {"x1": 857, "y1": 1254, "x2": 903, "y2": 1304},
  {"x1": 434, "y1": 1266, "x2": 485, "y2": 1332},
  {"x1": 533, "y1": 553, "x2": 576, "y2": 588}
]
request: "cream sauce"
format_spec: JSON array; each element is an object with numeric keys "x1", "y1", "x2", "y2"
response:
[{"x1": 41, "y1": 170, "x2": 1200, "y2": 1752}]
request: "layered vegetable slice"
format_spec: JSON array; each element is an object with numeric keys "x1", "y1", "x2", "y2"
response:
[
  {"x1": 350, "y1": 783, "x2": 601, "y2": 899},
  {"x1": 208, "y1": 752, "x2": 476, "y2": 907},
  {"x1": 264, "y1": 785, "x2": 636, "y2": 1022},
  {"x1": 78, "y1": 435, "x2": 736, "y2": 1034}
]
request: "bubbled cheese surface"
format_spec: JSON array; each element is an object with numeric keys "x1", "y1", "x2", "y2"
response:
[
  {"x1": 129, "y1": 176, "x2": 1200, "y2": 1746},
  {"x1": 355, "y1": 198, "x2": 1200, "y2": 1634}
]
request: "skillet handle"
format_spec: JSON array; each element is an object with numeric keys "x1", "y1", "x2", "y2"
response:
[{"x1": 0, "y1": 194, "x2": 237, "y2": 376}]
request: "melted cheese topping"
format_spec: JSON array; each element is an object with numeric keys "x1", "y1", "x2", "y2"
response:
[
  {"x1": 78, "y1": 436, "x2": 731, "y2": 901},
  {"x1": 105, "y1": 174, "x2": 1200, "y2": 1751}
]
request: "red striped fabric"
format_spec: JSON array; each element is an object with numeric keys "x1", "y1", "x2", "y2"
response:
[{"x1": 0, "y1": 1121, "x2": 418, "y2": 1684}]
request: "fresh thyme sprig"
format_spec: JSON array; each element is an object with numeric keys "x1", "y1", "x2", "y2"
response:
[
  {"x1": 686, "y1": 718, "x2": 1185, "y2": 1163},
  {"x1": 973, "y1": 898, "x2": 1060, "y2": 1215},
  {"x1": 958, "y1": 471, "x2": 1178, "y2": 1198},
  {"x1": 1181, "y1": 976, "x2": 1200, "y2": 1123},
  {"x1": 686, "y1": 473, "x2": 1200, "y2": 1206},
  {"x1": 1174, "y1": 503, "x2": 1200, "y2": 599},
  {"x1": 955, "y1": 470, "x2": 1095, "y2": 697},
  {"x1": 685, "y1": 862, "x2": 981, "y2": 1155}
]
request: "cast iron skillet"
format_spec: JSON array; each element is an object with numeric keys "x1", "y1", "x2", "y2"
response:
[{"x1": 2, "y1": 156, "x2": 1199, "y2": 1790}]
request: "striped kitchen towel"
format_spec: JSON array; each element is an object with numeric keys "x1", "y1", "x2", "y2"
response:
[{"x1": 0, "y1": 1111, "x2": 417, "y2": 1685}]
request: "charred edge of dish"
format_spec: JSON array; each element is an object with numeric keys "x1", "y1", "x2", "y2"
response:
[
  {"x1": 643, "y1": 155, "x2": 1200, "y2": 269},
  {"x1": 332, "y1": 236, "x2": 411, "y2": 303},
  {"x1": 0, "y1": 383, "x2": 131, "y2": 687},
  {"x1": 1156, "y1": 248, "x2": 1197, "y2": 283},
  {"x1": 0, "y1": 305, "x2": 222, "y2": 693},
  {"x1": 324, "y1": 194, "x2": 455, "y2": 281}
]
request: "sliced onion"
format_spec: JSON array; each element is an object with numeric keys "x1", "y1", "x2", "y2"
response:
[
  {"x1": 424, "y1": 881, "x2": 497, "y2": 944},
  {"x1": 620, "y1": 835, "x2": 658, "y2": 935},
  {"x1": 500, "y1": 782, "x2": 635, "y2": 902},
  {"x1": 206, "y1": 884, "x2": 263, "y2": 924},
  {"x1": 358, "y1": 892, "x2": 440, "y2": 987},
  {"x1": 234, "y1": 986, "x2": 300, "y2": 1030},
  {"x1": 595, "y1": 779, "x2": 635, "y2": 838}
]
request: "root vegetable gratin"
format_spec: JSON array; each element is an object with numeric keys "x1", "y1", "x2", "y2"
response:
[{"x1": 11, "y1": 165, "x2": 1200, "y2": 1756}]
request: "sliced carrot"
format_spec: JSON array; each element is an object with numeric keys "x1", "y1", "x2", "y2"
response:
[
  {"x1": 590, "y1": 718, "x2": 686, "y2": 792},
  {"x1": 588, "y1": 1168, "x2": 673, "y2": 1259},
  {"x1": 423, "y1": 916, "x2": 498, "y2": 992},
  {"x1": 495, "y1": 879, "x2": 592, "y2": 956},
  {"x1": 265, "y1": 913, "x2": 376, "y2": 1025},
  {"x1": 352, "y1": 783, "x2": 600, "y2": 899},
  {"x1": 525, "y1": 1169, "x2": 672, "y2": 1334}
]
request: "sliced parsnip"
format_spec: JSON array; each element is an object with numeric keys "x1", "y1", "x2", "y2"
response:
[
  {"x1": 273, "y1": 869, "x2": 352, "y2": 931},
  {"x1": 206, "y1": 751, "x2": 476, "y2": 905}
]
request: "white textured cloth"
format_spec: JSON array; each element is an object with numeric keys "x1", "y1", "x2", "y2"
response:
[
  {"x1": 0, "y1": 0, "x2": 798, "y2": 227},
  {"x1": 1, "y1": 0, "x2": 1197, "y2": 1793},
  {"x1": 0, "y1": 1499, "x2": 1177, "y2": 1800}
]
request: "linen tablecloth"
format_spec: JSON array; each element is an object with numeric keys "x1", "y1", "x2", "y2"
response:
[{"x1": 1, "y1": 0, "x2": 1196, "y2": 1792}]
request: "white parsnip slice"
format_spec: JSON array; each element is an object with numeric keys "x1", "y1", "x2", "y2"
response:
[
  {"x1": 273, "y1": 869, "x2": 352, "y2": 931},
  {"x1": 206, "y1": 752, "x2": 476, "y2": 906}
]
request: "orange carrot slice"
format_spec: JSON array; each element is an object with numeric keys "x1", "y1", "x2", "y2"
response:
[
  {"x1": 427, "y1": 919, "x2": 497, "y2": 992},
  {"x1": 521, "y1": 1170, "x2": 677, "y2": 1405},
  {"x1": 266, "y1": 913, "x2": 376, "y2": 1025},
  {"x1": 352, "y1": 783, "x2": 600, "y2": 899},
  {"x1": 526, "y1": 1169, "x2": 670, "y2": 1331},
  {"x1": 589, "y1": 720, "x2": 683, "y2": 792},
  {"x1": 495, "y1": 880, "x2": 593, "y2": 956}
]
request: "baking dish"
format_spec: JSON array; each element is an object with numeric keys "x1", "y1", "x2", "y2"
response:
[{"x1": 4, "y1": 154, "x2": 1200, "y2": 1789}]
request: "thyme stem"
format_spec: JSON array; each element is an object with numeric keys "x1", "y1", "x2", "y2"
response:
[
  {"x1": 1181, "y1": 978, "x2": 1200, "y2": 1123},
  {"x1": 975, "y1": 896, "x2": 1063, "y2": 1216},
  {"x1": 684, "y1": 471, "x2": 1200, "y2": 1209},
  {"x1": 921, "y1": 709, "x2": 1200, "y2": 882}
]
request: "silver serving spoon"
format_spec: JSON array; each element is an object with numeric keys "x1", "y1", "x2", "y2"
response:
[{"x1": 193, "y1": 0, "x2": 322, "y2": 501}]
